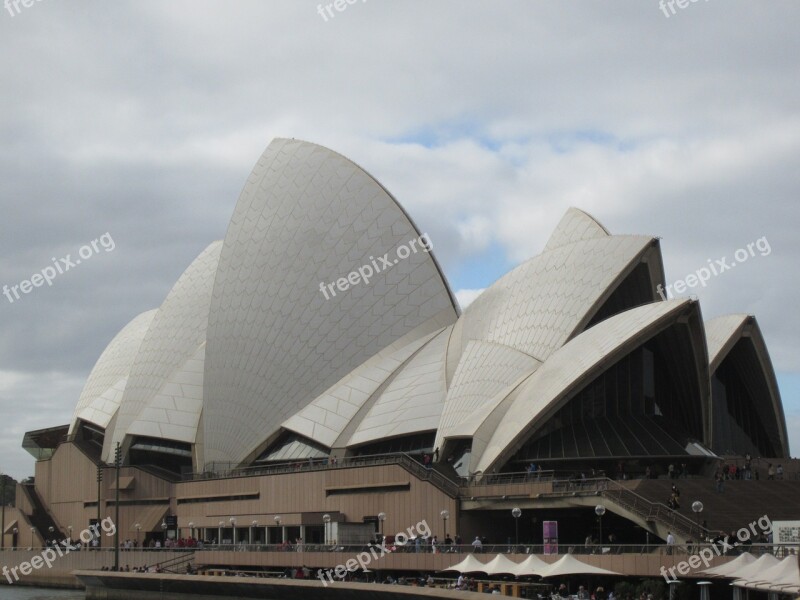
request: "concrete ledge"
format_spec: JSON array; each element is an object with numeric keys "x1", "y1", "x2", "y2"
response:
[{"x1": 75, "y1": 571, "x2": 491, "y2": 600}]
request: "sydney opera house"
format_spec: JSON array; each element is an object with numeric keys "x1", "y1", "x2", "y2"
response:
[{"x1": 6, "y1": 139, "x2": 793, "y2": 563}]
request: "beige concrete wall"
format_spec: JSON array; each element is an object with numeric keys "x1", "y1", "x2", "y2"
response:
[
  {"x1": 0, "y1": 549, "x2": 190, "y2": 587},
  {"x1": 175, "y1": 464, "x2": 458, "y2": 540},
  {"x1": 28, "y1": 443, "x2": 458, "y2": 547},
  {"x1": 197, "y1": 548, "x2": 735, "y2": 578}
]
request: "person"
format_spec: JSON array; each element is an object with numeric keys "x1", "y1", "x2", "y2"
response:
[
  {"x1": 595, "y1": 586, "x2": 607, "y2": 600},
  {"x1": 768, "y1": 463, "x2": 775, "y2": 480},
  {"x1": 715, "y1": 471, "x2": 724, "y2": 493},
  {"x1": 456, "y1": 574, "x2": 465, "y2": 589},
  {"x1": 423, "y1": 454, "x2": 432, "y2": 470},
  {"x1": 668, "y1": 464, "x2": 675, "y2": 479},
  {"x1": 777, "y1": 464, "x2": 784, "y2": 480},
  {"x1": 433, "y1": 447, "x2": 439, "y2": 462},
  {"x1": 666, "y1": 531, "x2": 675, "y2": 555},
  {"x1": 471, "y1": 536, "x2": 482, "y2": 552},
  {"x1": 557, "y1": 583, "x2": 569, "y2": 597}
]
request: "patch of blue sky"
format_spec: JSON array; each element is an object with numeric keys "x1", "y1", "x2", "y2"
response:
[
  {"x1": 385, "y1": 125, "x2": 637, "y2": 155},
  {"x1": 447, "y1": 241, "x2": 516, "y2": 291}
]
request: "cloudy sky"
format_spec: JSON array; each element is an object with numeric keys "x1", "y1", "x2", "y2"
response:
[{"x1": 0, "y1": 1, "x2": 797, "y2": 479}]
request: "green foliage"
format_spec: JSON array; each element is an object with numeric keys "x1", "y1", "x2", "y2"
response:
[
  {"x1": 1, "y1": 474, "x2": 17, "y2": 507},
  {"x1": 614, "y1": 580, "x2": 637, "y2": 598}
]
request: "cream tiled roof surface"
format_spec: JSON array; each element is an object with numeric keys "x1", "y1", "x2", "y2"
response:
[
  {"x1": 67, "y1": 139, "x2": 788, "y2": 474},
  {"x1": 704, "y1": 314, "x2": 750, "y2": 373},
  {"x1": 104, "y1": 241, "x2": 222, "y2": 462},
  {"x1": 202, "y1": 139, "x2": 458, "y2": 465},
  {"x1": 70, "y1": 309, "x2": 157, "y2": 433},
  {"x1": 474, "y1": 299, "x2": 698, "y2": 474}
]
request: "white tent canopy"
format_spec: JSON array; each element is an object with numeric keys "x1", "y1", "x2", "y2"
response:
[
  {"x1": 483, "y1": 554, "x2": 523, "y2": 575},
  {"x1": 540, "y1": 554, "x2": 620, "y2": 577},
  {"x1": 701, "y1": 552, "x2": 756, "y2": 578},
  {"x1": 442, "y1": 555, "x2": 488, "y2": 573},
  {"x1": 512, "y1": 554, "x2": 552, "y2": 577},
  {"x1": 727, "y1": 553, "x2": 781, "y2": 582},
  {"x1": 733, "y1": 556, "x2": 800, "y2": 595}
]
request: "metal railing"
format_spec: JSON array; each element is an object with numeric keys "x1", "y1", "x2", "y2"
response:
[
  {"x1": 183, "y1": 452, "x2": 461, "y2": 497},
  {"x1": 192, "y1": 542, "x2": 799, "y2": 557}
]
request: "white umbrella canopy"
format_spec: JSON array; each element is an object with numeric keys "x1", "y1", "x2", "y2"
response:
[
  {"x1": 483, "y1": 554, "x2": 522, "y2": 575},
  {"x1": 540, "y1": 554, "x2": 620, "y2": 577},
  {"x1": 733, "y1": 556, "x2": 800, "y2": 594},
  {"x1": 728, "y1": 553, "x2": 781, "y2": 582},
  {"x1": 512, "y1": 554, "x2": 552, "y2": 577},
  {"x1": 701, "y1": 552, "x2": 756, "y2": 577},
  {"x1": 442, "y1": 554, "x2": 488, "y2": 574}
]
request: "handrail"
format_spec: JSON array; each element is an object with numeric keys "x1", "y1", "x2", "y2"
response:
[
  {"x1": 551, "y1": 478, "x2": 706, "y2": 540},
  {"x1": 151, "y1": 551, "x2": 196, "y2": 573},
  {"x1": 174, "y1": 452, "x2": 461, "y2": 497}
]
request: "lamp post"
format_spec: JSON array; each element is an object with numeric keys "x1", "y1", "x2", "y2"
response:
[
  {"x1": 511, "y1": 507, "x2": 522, "y2": 548},
  {"x1": 218, "y1": 521, "x2": 224, "y2": 546},
  {"x1": 30, "y1": 526, "x2": 36, "y2": 547},
  {"x1": 12, "y1": 527, "x2": 18, "y2": 550},
  {"x1": 595, "y1": 505, "x2": 606, "y2": 546},
  {"x1": 114, "y1": 442, "x2": 121, "y2": 571},
  {"x1": 274, "y1": 516, "x2": 282, "y2": 544},
  {"x1": 96, "y1": 465, "x2": 103, "y2": 549},
  {"x1": 230, "y1": 517, "x2": 236, "y2": 545},
  {"x1": 323, "y1": 514, "x2": 331, "y2": 545},
  {"x1": 67, "y1": 526, "x2": 73, "y2": 543},
  {"x1": 440, "y1": 510, "x2": 450, "y2": 542},
  {"x1": 250, "y1": 520, "x2": 257, "y2": 545},
  {"x1": 135, "y1": 524, "x2": 141, "y2": 547},
  {"x1": 188, "y1": 521, "x2": 194, "y2": 541},
  {"x1": 692, "y1": 501, "x2": 704, "y2": 541},
  {"x1": 377, "y1": 512, "x2": 386, "y2": 539},
  {"x1": 161, "y1": 520, "x2": 167, "y2": 546},
  {"x1": 1, "y1": 472, "x2": 6, "y2": 550}
]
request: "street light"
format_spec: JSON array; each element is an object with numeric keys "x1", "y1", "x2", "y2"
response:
[
  {"x1": 377, "y1": 512, "x2": 386, "y2": 538},
  {"x1": 188, "y1": 522, "x2": 195, "y2": 540},
  {"x1": 511, "y1": 507, "x2": 522, "y2": 548},
  {"x1": 250, "y1": 520, "x2": 258, "y2": 545},
  {"x1": 323, "y1": 514, "x2": 331, "y2": 545},
  {"x1": 134, "y1": 524, "x2": 141, "y2": 547},
  {"x1": 230, "y1": 517, "x2": 237, "y2": 545},
  {"x1": 274, "y1": 516, "x2": 282, "y2": 544},
  {"x1": 218, "y1": 521, "x2": 224, "y2": 545},
  {"x1": 692, "y1": 501, "x2": 704, "y2": 540},
  {"x1": 0, "y1": 472, "x2": 6, "y2": 550},
  {"x1": 440, "y1": 510, "x2": 450, "y2": 541},
  {"x1": 595, "y1": 505, "x2": 606, "y2": 546}
]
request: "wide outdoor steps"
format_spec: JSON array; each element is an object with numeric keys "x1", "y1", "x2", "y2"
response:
[{"x1": 627, "y1": 478, "x2": 800, "y2": 537}]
